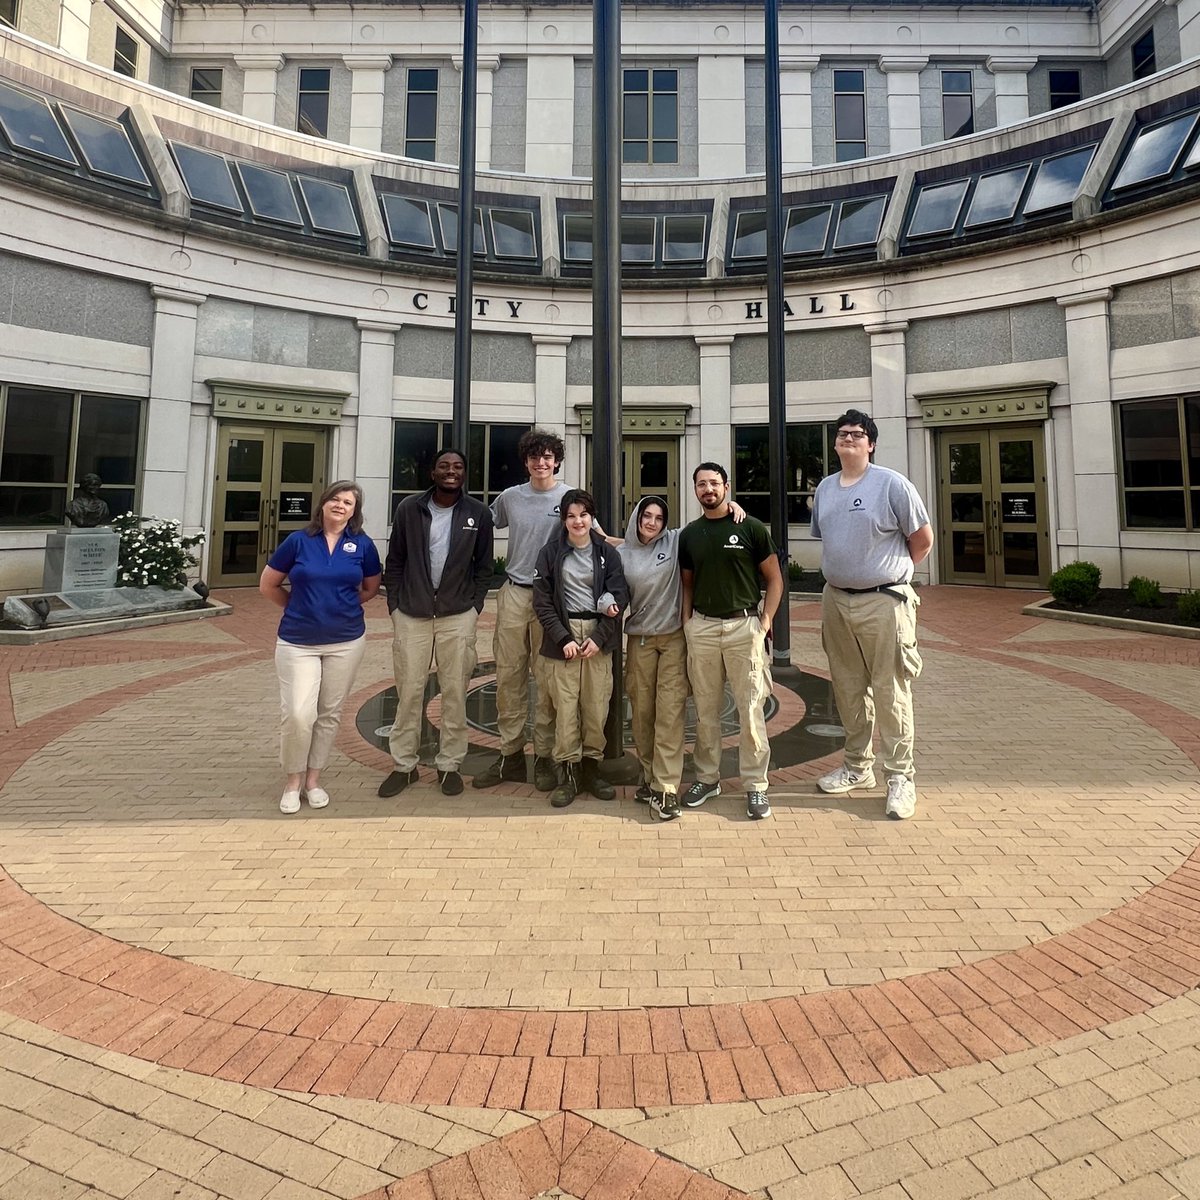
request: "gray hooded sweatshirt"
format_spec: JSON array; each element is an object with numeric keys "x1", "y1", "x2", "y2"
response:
[{"x1": 618, "y1": 495, "x2": 684, "y2": 636}]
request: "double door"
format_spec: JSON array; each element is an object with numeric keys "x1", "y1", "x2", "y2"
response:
[
  {"x1": 586, "y1": 436, "x2": 680, "y2": 525},
  {"x1": 937, "y1": 424, "x2": 1049, "y2": 587},
  {"x1": 210, "y1": 424, "x2": 327, "y2": 586}
]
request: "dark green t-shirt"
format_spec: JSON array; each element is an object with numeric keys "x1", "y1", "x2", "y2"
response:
[{"x1": 678, "y1": 512, "x2": 775, "y2": 616}]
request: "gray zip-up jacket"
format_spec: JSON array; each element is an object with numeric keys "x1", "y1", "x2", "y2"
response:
[{"x1": 618, "y1": 495, "x2": 684, "y2": 636}]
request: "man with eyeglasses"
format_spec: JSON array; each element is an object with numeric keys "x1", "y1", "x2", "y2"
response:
[
  {"x1": 473, "y1": 428, "x2": 571, "y2": 791},
  {"x1": 811, "y1": 410, "x2": 933, "y2": 820}
]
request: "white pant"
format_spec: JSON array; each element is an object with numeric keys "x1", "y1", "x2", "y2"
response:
[{"x1": 274, "y1": 636, "x2": 366, "y2": 773}]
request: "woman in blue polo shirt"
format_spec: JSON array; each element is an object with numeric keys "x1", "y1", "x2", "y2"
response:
[{"x1": 259, "y1": 480, "x2": 381, "y2": 814}]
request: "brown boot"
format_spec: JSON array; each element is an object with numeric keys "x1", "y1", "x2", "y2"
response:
[{"x1": 549, "y1": 762, "x2": 578, "y2": 808}]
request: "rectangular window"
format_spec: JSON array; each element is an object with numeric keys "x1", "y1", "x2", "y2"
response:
[
  {"x1": 942, "y1": 70, "x2": 974, "y2": 139},
  {"x1": 1119, "y1": 397, "x2": 1200, "y2": 529},
  {"x1": 1132, "y1": 30, "x2": 1157, "y2": 80},
  {"x1": 733, "y1": 422, "x2": 839, "y2": 525},
  {"x1": 833, "y1": 70, "x2": 866, "y2": 162},
  {"x1": 405, "y1": 68, "x2": 439, "y2": 161},
  {"x1": 0, "y1": 0, "x2": 18, "y2": 30},
  {"x1": 1048, "y1": 69, "x2": 1082, "y2": 109},
  {"x1": 0, "y1": 384, "x2": 141, "y2": 527},
  {"x1": 390, "y1": 420, "x2": 531, "y2": 515},
  {"x1": 113, "y1": 26, "x2": 138, "y2": 78},
  {"x1": 189, "y1": 67, "x2": 223, "y2": 108},
  {"x1": 297, "y1": 68, "x2": 330, "y2": 138},
  {"x1": 622, "y1": 68, "x2": 678, "y2": 164}
]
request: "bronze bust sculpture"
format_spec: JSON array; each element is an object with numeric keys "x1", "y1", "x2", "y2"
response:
[{"x1": 65, "y1": 473, "x2": 111, "y2": 528}]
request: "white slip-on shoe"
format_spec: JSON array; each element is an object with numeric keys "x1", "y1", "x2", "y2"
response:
[
  {"x1": 279, "y1": 789, "x2": 302, "y2": 814},
  {"x1": 305, "y1": 787, "x2": 330, "y2": 809}
]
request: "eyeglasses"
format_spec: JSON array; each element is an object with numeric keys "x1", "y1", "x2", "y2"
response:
[{"x1": 836, "y1": 430, "x2": 869, "y2": 442}]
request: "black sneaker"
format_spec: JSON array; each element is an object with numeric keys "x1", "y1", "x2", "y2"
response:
[
  {"x1": 472, "y1": 752, "x2": 526, "y2": 789},
  {"x1": 633, "y1": 783, "x2": 654, "y2": 804},
  {"x1": 682, "y1": 780, "x2": 720, "y2": 808},
  {"x1": 533, "y1": 755, "x2": 557, "y2": 792},
  {"x1": 746, "y1": 790, "x2": 771, "y2": 820},
  {"x1": 439, "y1": 770, "x2": 464, "y2": 796},
  {"x1": 378, "y1": 767, "x2": 419, "y2": 798},
  {"x1": 650, "y1": 791, "x2": 681, "y2": 821}
]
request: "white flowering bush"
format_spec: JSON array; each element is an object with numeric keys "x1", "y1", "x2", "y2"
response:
[{"x1": 112, "y1": 513, "x2": 206, "y2": 589}]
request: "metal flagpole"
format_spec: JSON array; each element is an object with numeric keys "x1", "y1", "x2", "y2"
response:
[{"x1": 451, "y1": 0, "x2": 479, "y2": 452}]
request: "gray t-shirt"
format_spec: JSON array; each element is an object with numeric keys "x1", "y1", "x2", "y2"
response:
[
  {"x1": 426, "y1": 498, "x2": 454, "y2": 590},
  {"x1": 810, "y1": 464, "x2": 929, "y2": 589},
  {"x1": 561, "y1": 544, "x2": 595, "y2": 614},
  {"x1": 491, "y1": 481, "x2": 570, "y2": 584}
]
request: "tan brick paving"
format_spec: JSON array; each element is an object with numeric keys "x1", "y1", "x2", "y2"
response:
[{"x1": 1, "y1": 587, "x2": 1200, "y2": 1200}]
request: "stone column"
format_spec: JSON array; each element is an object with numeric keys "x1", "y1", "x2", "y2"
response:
[
  {"x1": 1057, "y1": 289, "x2": 1120, "y2": 579},
  {"x1": 356, "y1": 320, "x2": 400, "y2": 530},
  {"x1": 236, "y1": 54, "x2": 284, "y2": 126},
  {"x1": 533, "y1": 334, "x2": 571, "y2": 432},
  {"x1": 780, "y1": 56, "x2": 820, "y2": 171},
  {"x1": 865, "y1": 321, "x2": 910, "y2": 473},
  {"x1": 879, "y1": 56, "x2": 928, "y2": 154},
  {"x1": 525, "y1": 55, "x2": 575, "y2": 176},
  {"x1": 698, "y1": 55, "x2": 747, "y2": 177},
  {"x1": 453, "y1": 54, "x2": 500, "y2": 169},
  {"x1": 343, "y1": 55, "x2": 392, "y2": 153},
  {"x1": 986, "y1": 57, "x2": 1036, "y2": 128},
  {"x1": 57, "y1": 0, "x2": 92, "y2": 60},
  {"x1": 145, "y1": 288, "x2": 206, "y2": 528},
  {"x1": 695, "y1": 336, "x2": 734, "y2": 509}
]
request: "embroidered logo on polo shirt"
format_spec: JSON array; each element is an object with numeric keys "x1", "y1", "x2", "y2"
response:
[
  {"x1": 343, "y1": 542, "x2": 357, "y2": 552},
  {"x1": 852, "y1": 498, "x2": 864, "y2": 509},
  {"x1": 727, "y1": 534, "x2": 741, "y2": 545}
]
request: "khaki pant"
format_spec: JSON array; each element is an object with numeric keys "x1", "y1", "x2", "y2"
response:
[
  {"x1": 545, "y1": 618, "x2": 613, "y2": 763},
  {"x1": 820, "y1": 584, "x2": 922, "y2": 779},
  {"x1": 274, "y1": 636, "x2": 366, "y2": 773},
  {"x1": 493, "y1": 581, "x2": 555, "y2": 757},
  {"x1": 684, "y1": 614, "x2": 771, "y2": 791},
  {"x1": 389, "y1": 607, "x2": 477, "y2": 773},
  {"x1": 626, "y1": 629, "x2": 687, "y2": 796}
]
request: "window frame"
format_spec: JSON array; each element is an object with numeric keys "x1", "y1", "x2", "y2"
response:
[
  {"x1": 189, "y1": 67, "x2": 223, "y2": 108},
  {"x1": 1048, "y1": 69, "x2": 1082, "y2": 110},
  {"x1": 296, "y1": 67, "x2": 331, "y2": 139},
  {"x1": 833, "y1": 69, "x2": 867, "y2": 162},
  {"x1": 1131, "y1": 29, "x2": 1157, "y2": 81},
  {"x1": 1117, "y1": 395, "x2": 1200, "y2": 531},
  {"x1": 942, "y1": 70, "x2": 975, "y2": 140},
  {"x1": 405, "y1": 67, "x2": 439, "y2": 161},
  {"x1": 390, "y1": 419, "x2": 532, "y2": 516},
  {"x1": 732, "y1": 421, "x2": 841, "y2": 526},
  {"x1": 113, "y1": 26, "x2": 138, "y2": 78},
  {"x1": 0, "y1": 0, "x2": 18, "y2": 30},
  {"x1": 0, "y1": 383, "x2": 144, "y2": 529},
  {"x1": 622, "y1": 67, "x2": 679, "y2": 165}
]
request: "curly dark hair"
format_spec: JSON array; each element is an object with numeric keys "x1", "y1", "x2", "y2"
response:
[{"x1": 517, "y1": 427, "x2": 565, "y2": 471}]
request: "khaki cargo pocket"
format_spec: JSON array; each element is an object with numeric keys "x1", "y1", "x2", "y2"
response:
[{"x1": 900, "y1": 641, "x2": 923, "y2": 680}]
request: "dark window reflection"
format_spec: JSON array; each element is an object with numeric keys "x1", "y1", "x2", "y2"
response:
[
  {"x1": 952, "y1": 531, "x2": 986, "y2": 574},
  {"x1": 1121, "y1": 400, "x2": 1182, "y2": 487},
  {"x1": 950, "y1": 493, "x2": 984, "y2": 523},
  {"x1": 948, "y1": 443, "x2": 981, "y2": 485},
  {"x1": 734, "y1": 422, "x2": 833, "y2": 525},
  {"x1": 998, "y1": 439, "x2": 1035, "y2": 484}
]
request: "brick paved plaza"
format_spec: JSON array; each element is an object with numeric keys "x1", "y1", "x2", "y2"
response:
[{"x1": 0, "y1": 587, "x2": 1198, "y2": 1200}]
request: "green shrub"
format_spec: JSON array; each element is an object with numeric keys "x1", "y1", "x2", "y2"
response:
[
  {"x1": 787, "y1": 561, "x2": 804, "y2": 581},
  {"x1": 1047, "y1": 561, "x2": 1101, "y2": 608},
  {"x1": 492, "y1": 555, "x2": 507, "y2": 577},
  {"x1": 1127, "y1": 576, "x2": 1164, "y2": 607},
  {"x1": 1177, "y1": 590, "x2": 1200, "y2": 625}
]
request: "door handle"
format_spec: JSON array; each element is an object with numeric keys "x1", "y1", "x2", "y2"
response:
[
  {"x1": 258, "y1": 499, "x2": 270, "y2": 550},
  {"x1": 266, "y1": 498, "x2": 278, "y2": 549}
]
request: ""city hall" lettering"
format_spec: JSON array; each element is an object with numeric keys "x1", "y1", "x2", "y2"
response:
[{"x1": 743, "y1": 294, "x2": 857, "y2": 320}]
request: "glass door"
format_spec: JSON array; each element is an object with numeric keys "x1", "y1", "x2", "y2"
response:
[
  {"x1": 209, "y1": 424, "x2": 327, "y2": 586},
  {"x1": 937, "y1": 424, "x2": 1048, "y2": 587},
  {"x1": 585, "y1": 435, "x2": 680, "y2": 526}
]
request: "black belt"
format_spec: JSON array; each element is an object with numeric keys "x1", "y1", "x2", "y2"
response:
[
  {"x1": 698, "y1": 607, "x2": 758, "y2": 619},
  {"x1": 507, "y1": 579, "x2": 533, "y2": 588},
  {"x1": 566, "y1": 611, "x2": 599, "y2": 620},
  {"x1": 834, "y1": 581, "x2": 906, "y2": 595}
]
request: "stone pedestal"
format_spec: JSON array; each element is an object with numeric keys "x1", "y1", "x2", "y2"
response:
[
  {"x1": 42, "y1": 530, "x2": 120, "y2": 592},
  {"x1": 3, "y1": 586, "x2": 207, "y2": 631}
]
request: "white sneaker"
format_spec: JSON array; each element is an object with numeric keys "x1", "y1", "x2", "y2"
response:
[
  {"x1": 305, "y1": 787, "x2": 330, "y2": 809},
  {"x1": 279, "y1": 789, "x2": 301, "y2": 814},
  {"x1": 817, "y1": 765, "x2": 877, "y2": 794},
  {"x1": 885, "y1": 776, "x2": 917, "y2": 820}
]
